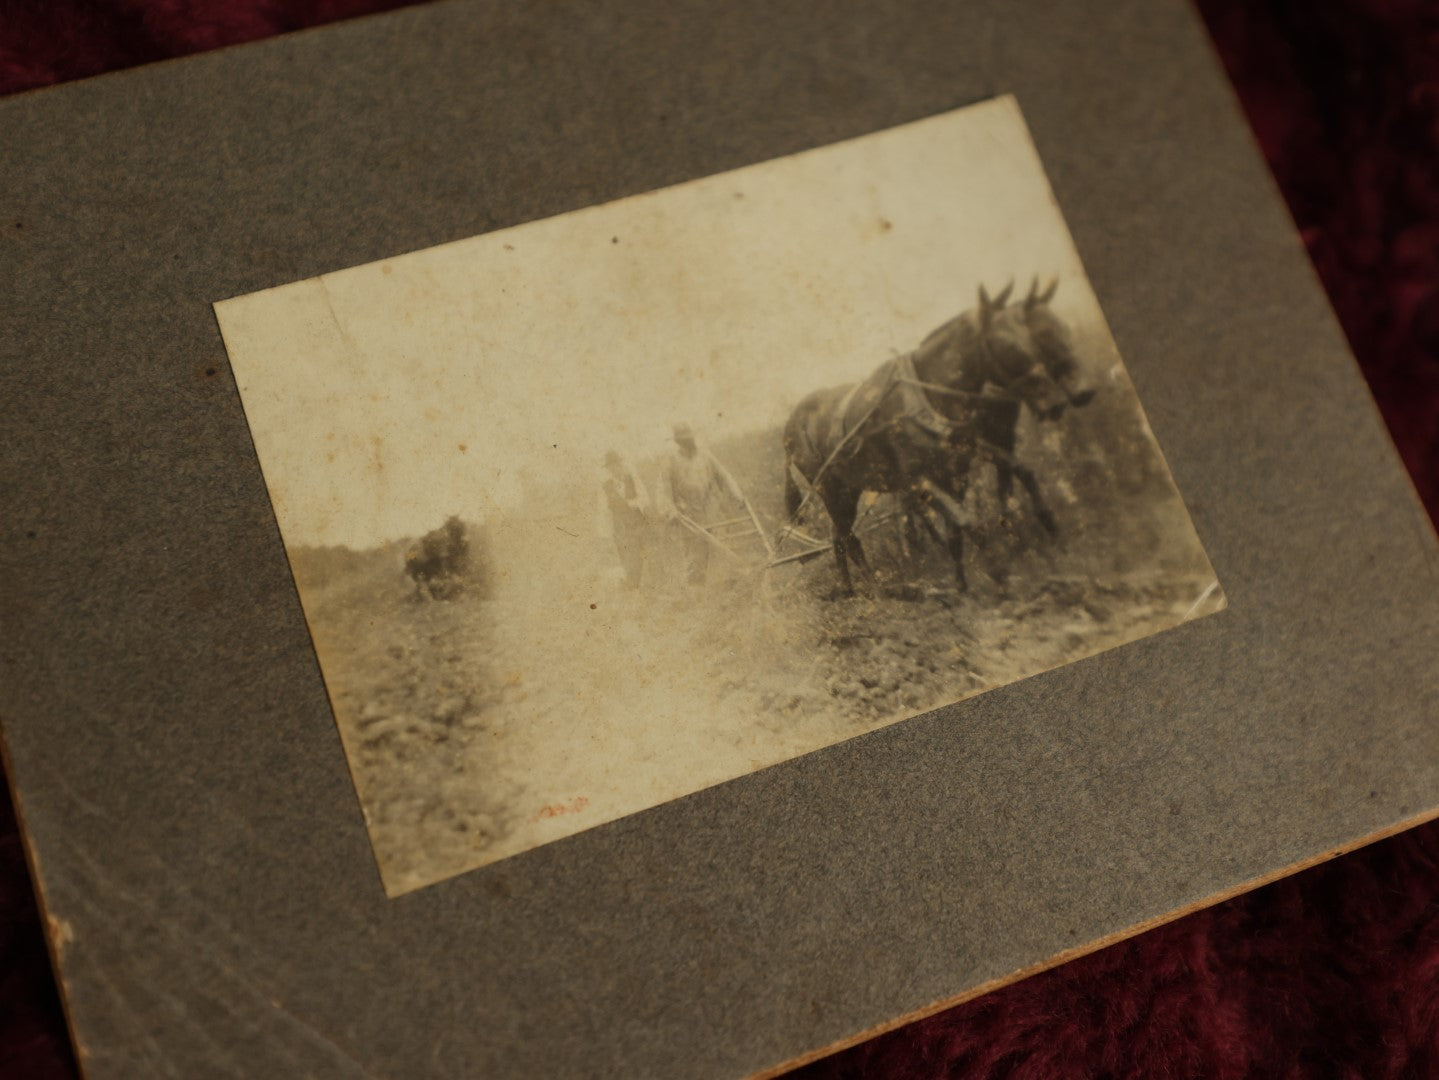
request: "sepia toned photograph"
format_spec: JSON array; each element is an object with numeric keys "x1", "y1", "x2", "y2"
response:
[{"x1": 214, "y1": 95, "x2": 1224, "y2": 896}]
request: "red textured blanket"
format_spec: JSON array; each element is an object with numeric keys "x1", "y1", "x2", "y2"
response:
[{"x1": 3, "y1": 3, "x2": 1436, "y2": 1076}]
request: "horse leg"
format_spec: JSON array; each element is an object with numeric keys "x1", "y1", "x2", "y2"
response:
[
  {"x1": 1012, "y1": 461, "x2": 1059, "y2": 536},
  {"x1": 823, "y1": 486, "x2": 868, "y2": 597},
  {"x1": 828, "y1": 533, "x2": 856, "y2": 597},
  {"x1": 904, "y1": 508, "x2": 931, "y2": 567},
  {"x1": 818, "y1": 486, "x2": 854, "y2": 597},
  {"x1": 784, "y1": 459, "x2": 805, "y2": 521},
  {"x1": 995, "y1": 461, "x2": 1015, "y2": 505},
  {"x1": 838, "y1": 486, "x2": 881, "y2": 590},
  {"x1": 846, "y1": 531, "x2": 878, "y2": 590},
  {"x1": 912, "y1": 476, "x2": 970, "y2": 590},
  {"x1": 900, "y1": 489, "x2": 931, "y2": 568},
  {"x1": 945, "y1": 523, "x2": 967, "y2": 593}
]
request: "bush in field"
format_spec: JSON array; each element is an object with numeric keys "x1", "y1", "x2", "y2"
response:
[
  {"x1": 403, "y1": 517, "x2": 497, "y2": 601},
  {"x1": 288, "y1": 518, "x2": 497, "y2": 615}
]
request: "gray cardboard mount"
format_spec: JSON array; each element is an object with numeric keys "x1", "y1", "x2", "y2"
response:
[{"x1": 2, "y1": 1, "x2": 1437, "y2": 1077}]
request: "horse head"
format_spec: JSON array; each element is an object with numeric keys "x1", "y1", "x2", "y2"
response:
[
  {"x1": 1014, "y1": 277, "x2": 1097, "y2": 416},
  {"x1": 906, "y1": 278, "x2": 1098, "y2": 422},
  {"x1": 940, "y1": 281, "x2": 1059, "y2": 420},
  {"x1": 951, "y1": 278, "x2": 1096, "y2": 420}
]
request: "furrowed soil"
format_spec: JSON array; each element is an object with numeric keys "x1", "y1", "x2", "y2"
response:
[
  {"x1": 294, "y1": 363, "x2": 1224, "y2": 893},
  {"x1": 298, "y1": 528, "x2": 1218, "y2": 894}
]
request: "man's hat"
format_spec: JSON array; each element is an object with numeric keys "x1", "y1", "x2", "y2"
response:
[{"x1": 672, "y1": 422, "x2": 695, "y2": 442}]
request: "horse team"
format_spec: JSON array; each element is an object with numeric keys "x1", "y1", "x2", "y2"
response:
[
  {"x1": 407, "y1": 276, "x2": 1094, "y2": 603},
  {"x1": 784, "y1": 277, "x2": 1096, "y2": 595}
]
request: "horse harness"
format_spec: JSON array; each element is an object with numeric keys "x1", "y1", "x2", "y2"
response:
[
  {"x1": 841, "y1": 350, "x2": 1030, "y2": 470},
  {"x1": 783, "y1": 320, "x2": 1037, "y2": 532}
]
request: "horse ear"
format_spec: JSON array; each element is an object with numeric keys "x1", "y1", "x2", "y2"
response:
[
  {"x1": 978, "y1": 284, "x2": 994, "y2": 325},
  {"x1": 994, "y1": 280, "x2": 1014, "y2": 308},
  {"x1": 1040, "y1": 277, "x2": 1059, "y2": 303},
  {"x1": 1025, "y1": 275, "x2": 1040, "y2": 309}
]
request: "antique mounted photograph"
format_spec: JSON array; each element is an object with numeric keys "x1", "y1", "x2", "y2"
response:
[{"x1": 215, "y1": 95, "x2": 1223, "y2": 896}]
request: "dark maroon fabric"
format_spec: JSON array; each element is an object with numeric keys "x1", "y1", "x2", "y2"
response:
[{"x1": 2, "y1": 3, "x2": 1436, "y2": 1077}]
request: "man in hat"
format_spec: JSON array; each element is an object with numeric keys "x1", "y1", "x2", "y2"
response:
[
  {"x1": 597, "y1": 449, "x2": 651, "y2": 589},
  {"x1": 656, "y1": 422, "x2": 745, "y2": 585}
]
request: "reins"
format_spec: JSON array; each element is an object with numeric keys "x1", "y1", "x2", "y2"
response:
[
  {"x1": 893, "y1": 374, "x2": 1013, "y2": 403},
  {"x1": 896, "y1": 319, "x2": 1040, "y2": 409}
]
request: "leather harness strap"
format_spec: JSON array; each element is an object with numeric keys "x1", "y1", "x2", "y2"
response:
[{"x1": 778, "y1": 316, "x2": 1032, "y2": 538}]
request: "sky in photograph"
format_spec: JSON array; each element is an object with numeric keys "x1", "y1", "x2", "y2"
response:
[{"x1": 215, "y1": 94, "x2": 1116, "y2": 549}]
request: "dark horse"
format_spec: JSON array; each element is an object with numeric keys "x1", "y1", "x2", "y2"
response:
[
  {"x1": 782, "y1": 279, "x2": 1095, "y2": 595},
  {"x1": 405, "y1": 515, "x2": 470, "y2": 600},
  {"x1": 903, "y1": 277, "x2": 1097, "y2": 555}
]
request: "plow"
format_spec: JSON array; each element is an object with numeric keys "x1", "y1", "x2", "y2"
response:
[{"x1": 675, "y1": 490, "x2": 904, "y2": 576}]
